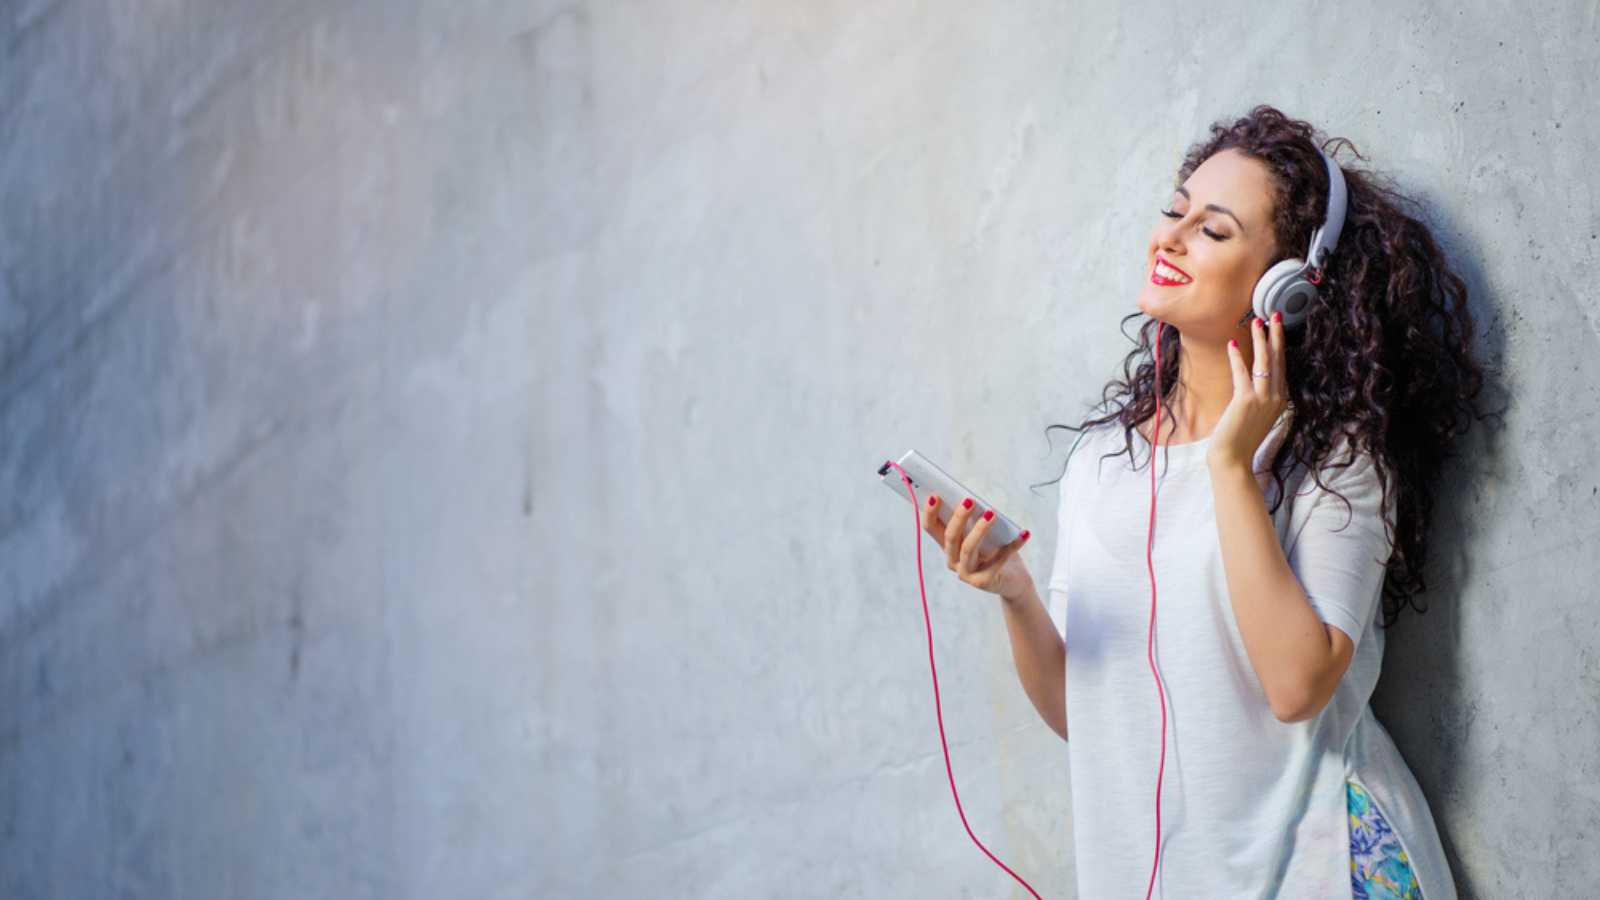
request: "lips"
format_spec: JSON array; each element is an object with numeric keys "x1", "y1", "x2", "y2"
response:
[{"x1": 1151, "y1": 255, "x2": 1192, "y2": 286}]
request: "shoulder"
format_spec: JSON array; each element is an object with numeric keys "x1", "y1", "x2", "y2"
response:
[
  {"x1": 1055, "y1": 422, "x2": 1120, "y2": 509},
  {"x1": 1293, "y1": 434, "x2": 1397, "y2": 541},
  {"x1": 1063, "y1": 421, "x2": 1114, "y2": 469},
  {"x1": 1301, "y1": 435, "x2": 1386, "y2": 497},
  {"x1": 1067, "y1": 421, "x2": 1128, "y2": 476}
]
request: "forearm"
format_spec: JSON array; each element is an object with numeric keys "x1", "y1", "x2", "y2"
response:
[
  {"x1": 1207, "y1": 460, "x2": 1330, "y2": 719},
  {"x1": 999, "y1": 581, "x2": 1068, "y2": 742}
]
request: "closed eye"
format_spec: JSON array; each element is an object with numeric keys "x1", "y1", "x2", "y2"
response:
[{"x1": 1160, "y1": 209, "x2": 1229, "y2": 242}]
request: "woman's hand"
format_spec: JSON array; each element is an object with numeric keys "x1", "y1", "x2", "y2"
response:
[
  {"x1": 920, "y1": 494, "x2": 1033, "y2": 599},
  {"x1": 1208, "y1": 312, "x2": 1290, "y2": 471}
]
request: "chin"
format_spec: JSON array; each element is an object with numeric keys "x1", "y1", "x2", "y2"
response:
[{"x1": 1136, "y1": 290, "x2": 1179, "y2": 325}]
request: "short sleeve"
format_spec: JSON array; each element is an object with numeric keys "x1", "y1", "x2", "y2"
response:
[
  {"x1": 1047, "y1": 588, "x2": 1068, "y2": 642},
  {"x1": 1285, "y1": 446, "x2": 1398, "y2": 652},
  {"x1": 1046, "y1": 479, "x2": 1073, "y2": 602},
  {"x1": 1046, "y1": 433, "x2": 1093, "y2": 642}
]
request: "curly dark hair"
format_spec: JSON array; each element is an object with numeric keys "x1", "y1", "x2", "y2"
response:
[{"x1": 1033, "y1": 104, "x2": 1502, "y2": 629}]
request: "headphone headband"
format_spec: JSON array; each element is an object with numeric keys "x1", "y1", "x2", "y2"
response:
[{"x1": 1305, "y1": 147, "x2": 1348, "y2": 275}]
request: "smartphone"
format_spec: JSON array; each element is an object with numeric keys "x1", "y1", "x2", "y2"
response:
[{"x1": 877, "y1": 450, "x2": 1025, "y2": 556}]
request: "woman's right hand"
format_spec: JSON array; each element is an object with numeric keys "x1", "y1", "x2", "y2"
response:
[{"x1": 920, "y1": 494, "x2": 1033, "y2": 599}]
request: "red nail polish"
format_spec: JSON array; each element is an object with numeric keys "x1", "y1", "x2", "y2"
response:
[
  {"x1": 1020, "y1": 530, "x2": 1030, "y2": 541},
  {"x1": 1230, "y1": 338, "x2": 1237, "y2": 348},
  {"x1": 928, "y1": 495, "x2": 937, "y2": 507},
  {"x1": 1273, "y1": 311, "x2": 1282, "y2": 323},
  {"x1": 983, "y1": 510, "x2": 994, "y2": 522},
  {"x1": 962, "y1": 498, "x2": 973, "y2": 509}
]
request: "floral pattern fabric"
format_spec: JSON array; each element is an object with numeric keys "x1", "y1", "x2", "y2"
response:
[{"x1": 1348, "y1": 779, "x2": 1424, "y2": 900}]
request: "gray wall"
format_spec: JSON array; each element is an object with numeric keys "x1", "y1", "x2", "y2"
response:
[{"x1": 0, "y1": 1, "x2": 1592, "y2": 897}]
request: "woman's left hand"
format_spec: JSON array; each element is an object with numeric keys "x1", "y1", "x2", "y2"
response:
[{"x1": 1207, "y1": 312, "x2": 1289, "y2": 471}]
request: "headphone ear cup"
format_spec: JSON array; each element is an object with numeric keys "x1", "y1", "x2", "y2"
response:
[{"x1": 1252, "y1": 258, "x2": 1317, "y2": 329}]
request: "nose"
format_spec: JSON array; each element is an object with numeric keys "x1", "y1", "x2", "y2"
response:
[
  {"x1": 1156, "y1": 217, "x2": 1188, "y2": 252},
  {"x1": 1153, "y1": 237, "x2": 1185, "y2": 270}
]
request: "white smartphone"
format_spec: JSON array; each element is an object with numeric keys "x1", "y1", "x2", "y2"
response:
[{"x1": 877, "y1": 450, "x2": 1026, "y2": 556}]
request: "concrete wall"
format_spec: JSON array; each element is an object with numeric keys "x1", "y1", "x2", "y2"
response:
[{"x1": 1, "y1": 1, "x2": 1593, "y2": 897}]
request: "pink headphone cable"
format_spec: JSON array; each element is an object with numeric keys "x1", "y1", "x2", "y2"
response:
[
  {"x1": 879, "y1": 318, "x2": 1174, "y2": 900},
  {"x1": 1142, "y1": 322, "x2": 1173, "y2": 900},
  {"x1": 884, "y1": 457, "x2": 1045, "y2": 900}
]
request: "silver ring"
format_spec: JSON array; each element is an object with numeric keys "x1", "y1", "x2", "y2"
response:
[{"x1": 1252, "y1": 371, "x2": 1271, "y2": 378}]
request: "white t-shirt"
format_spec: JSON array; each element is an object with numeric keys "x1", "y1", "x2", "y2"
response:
[{"x1": 1045, "y1": 411, "x2": 1457, "y2": 899}]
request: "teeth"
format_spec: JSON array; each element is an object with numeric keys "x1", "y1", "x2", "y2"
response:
[{"x1": 1155, "y1": 261, "x2": 1191, "y2": 283}]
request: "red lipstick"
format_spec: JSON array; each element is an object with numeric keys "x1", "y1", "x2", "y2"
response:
[{"x1": 1150, "y1": 255, "x2": 1192, "y2": 287}]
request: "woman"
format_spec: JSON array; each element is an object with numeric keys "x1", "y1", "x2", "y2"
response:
[{"x1": 920, "y1": 105, "x2": 1493, "y2": 898}]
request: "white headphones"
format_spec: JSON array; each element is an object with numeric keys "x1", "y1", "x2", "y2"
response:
[{"x1": 1249, "y1": 146, "x2": 1348, "y2": 330}]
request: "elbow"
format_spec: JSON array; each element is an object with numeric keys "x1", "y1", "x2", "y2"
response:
[
  {"x1": 1271, "y1": 682, "x2": 1329, "y2": 724},
  {"x1": 1273, "y1": 700, "x2": 1316, "y2": 724},
  {"x1": 1274, "y1": 622, "x2": 1352, "y2": 724}
]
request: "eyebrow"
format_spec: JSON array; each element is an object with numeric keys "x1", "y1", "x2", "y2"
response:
[{"x1": 1175, "y1": 186, "x2": 1246, "y2": 233}]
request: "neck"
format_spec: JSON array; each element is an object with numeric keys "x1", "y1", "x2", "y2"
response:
[{"x1": 1156, "y1": 336, "x2": 1247, "y2": 437}]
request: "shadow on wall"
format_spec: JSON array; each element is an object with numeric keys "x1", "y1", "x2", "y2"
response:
[{"x1": 1367, "y1": 186, "x2": 1514, "y2": 900}]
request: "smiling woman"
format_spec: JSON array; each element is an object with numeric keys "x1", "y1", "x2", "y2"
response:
[{"x1": 1020, "y1": 103, "x2": 1503, "y2": 900}]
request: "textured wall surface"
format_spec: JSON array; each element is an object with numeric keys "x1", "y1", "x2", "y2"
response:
[{"x1": 1, "y1": 1, "x2": 1594, "y2": 897}]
